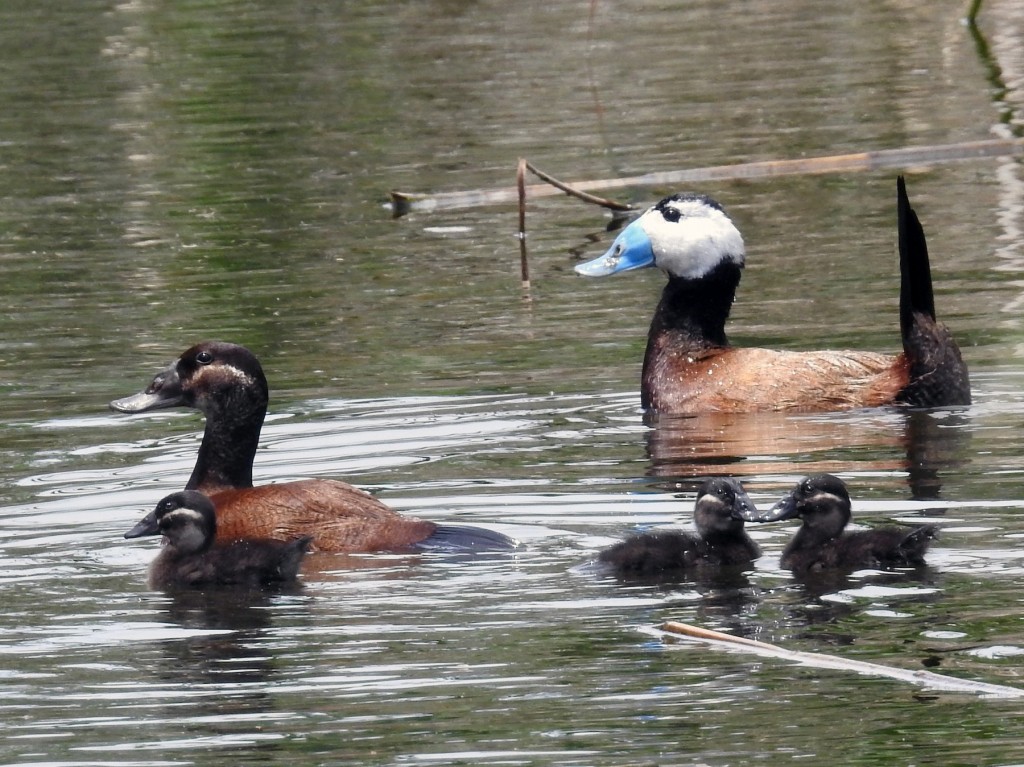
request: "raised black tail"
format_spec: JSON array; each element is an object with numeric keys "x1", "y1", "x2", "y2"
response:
[
  {"x1": 898, "y1": 176, "x2": 936, "y2": 336},
  {"x1": 896, "y1": 176, "x2": 971, "y2": 407}
]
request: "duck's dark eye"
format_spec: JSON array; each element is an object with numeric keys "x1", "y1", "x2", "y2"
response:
[
  {"x1": 196, "y1": 350, "x2": 214, "y2": 365},
  {"x1": 662, "y1": 207, "x2": 681, "y2": 223}
]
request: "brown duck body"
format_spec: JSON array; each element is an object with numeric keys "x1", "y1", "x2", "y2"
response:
[
  {"x1": 209, "y1": 479, "x2": 437, "y2": 551},
  {"x1": 577, "y1": 177, "x2": 970, "y2": 414},
  {"x1": 643, "y1": 344, "x2": 910, "y2": 413},
  {"x1": 112, "y1": 342, "x2": 516, "y2": 553}
]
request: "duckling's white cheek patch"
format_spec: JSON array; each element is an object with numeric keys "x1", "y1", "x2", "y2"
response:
[
  {"x1": 164, "y1": 508, "x2": 205, "y2": 526},
  {"x1": 163, "y1": 508, "x2": 208, "y2": 550},
  {"x1": 812, "y1": 491, "x2": 844, "y2": 506},
  {"x1": 696, "y1": 492, "x2": 725, "y2": 508}
]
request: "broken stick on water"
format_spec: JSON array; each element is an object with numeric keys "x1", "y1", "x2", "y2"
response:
[
  {"x1": 389, "y1": 137, "x2": 1024, "y2": 214},
  {"x1": 658, "y1": 620, "x2": 1024, "y2": 698}
]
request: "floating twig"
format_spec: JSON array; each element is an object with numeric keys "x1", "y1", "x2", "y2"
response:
[
  {"x1": 658, "y1": 620, "x2": 1024, "y2": 699},
  {"x1": 389, "y1": 137, "x2": 1024, "y2": 214}
]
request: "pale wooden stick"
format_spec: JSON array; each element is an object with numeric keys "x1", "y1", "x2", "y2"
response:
[
  {"x1": 659, "y1": 620, "x2": 1024, "y2": 698},
  {"x1": 389, "y1": 137, "x2": 1024, "y2": 214}
]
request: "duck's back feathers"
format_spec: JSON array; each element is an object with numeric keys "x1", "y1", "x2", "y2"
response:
[
  {"x1": 210, "y1": 479, "x2": 519, "y2": 552},
  {"x1": 150, "y1": 535, "x2": 313, "y2": 590},
  {"x1": 599, "y1": 529, "x2": 759, "y2": 575},
  {"x1": 644, "y1": 346, "x2": 906, "y2": 413},
  {"x1": 210, "y1": 479, "x2": 437, "y2": 552},
  {"x1": 781, "y1": 524, "x2": 936, "y2": 574},
  {"x1": 599, "y1": 530, "x2": 706, "y2": 575}
]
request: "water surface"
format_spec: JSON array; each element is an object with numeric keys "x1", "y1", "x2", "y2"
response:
[{"x1": 3, "y1": 1, "x2": 1024, "y2": 765}]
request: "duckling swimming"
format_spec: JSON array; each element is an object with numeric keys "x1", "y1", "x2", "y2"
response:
[
  {"x1": 110, "y1": 341, "x2": 517, "y2": 553},
  {"x1": 598, "y1": 477, "x2": 761, "y2": 576},
  {"x1": 574, "y1": 177, "x2": 970, "y2": 413},
  {"x1": 751, "y1": 473, "x2": 935, "y2": 574},
  {"x1": 125, "y1": 490, "x2": 312, "y2": 590}
]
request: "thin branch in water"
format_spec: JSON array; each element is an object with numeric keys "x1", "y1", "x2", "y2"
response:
[
  {"x1": 524, "y1": 161, "x2": 636, "y2": 212},
  {"x1": 517, "y1": 158, "x2": 530, "y2": 289},
  {"x1": 658, "y1": 620, "x2": 1024, "y2": 699}
]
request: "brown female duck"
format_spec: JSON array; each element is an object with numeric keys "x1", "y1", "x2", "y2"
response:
[{"x1": 111, "y1": 341, "x2": 516, "y2": 553}]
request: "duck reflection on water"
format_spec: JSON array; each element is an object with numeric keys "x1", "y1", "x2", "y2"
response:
[{"x1": 643, "y1": 407, "x2": 970, "y2": 501}]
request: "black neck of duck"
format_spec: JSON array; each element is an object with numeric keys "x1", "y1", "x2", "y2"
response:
[
  {"x1": 645, "y1": 262, "x2": 740, "y2": 353},
  {"x1": 641, "y1": 264, "x2": 741, "y2": 408},
  {"x1": 185, "y1": 388, "x2": 267, "y2": 492}
]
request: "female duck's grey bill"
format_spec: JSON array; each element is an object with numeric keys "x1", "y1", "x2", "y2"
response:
[
  {"x1": 109, "y1": 388, "x2": 182, "y2": 413},
  {"x1": 124, "y1": 511, "x2": 160, "y2": 539},
  {"x1": 109, "y1": 366, "x2": 184, "y2": 413},
  {"x1": 574, "y1": 218, "x2": 656, "y2": 276}
]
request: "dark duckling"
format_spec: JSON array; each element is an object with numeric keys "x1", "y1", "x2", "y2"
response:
[
  {"x1": 574, "y1": 177, "x2": 970, "y2": 413},
  {"x1": 111, "y1": 341, "x2": 517, "y2": 553},
  {"x1": 598, "y1": 477, "x2": 761, "y2": 576},
  {"x1": 752, "y1": 474, "x2": 935, "y2": 574},
  {"x1": 125, "y1": 490, "x2": 312, "y2": 590}
]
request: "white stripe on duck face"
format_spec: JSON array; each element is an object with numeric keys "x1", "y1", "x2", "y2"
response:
[
  {"x1": 642, "y1": 196, "x2": 745, "y2": 280},
  {"x1": 162, "y1": 508, "x2": 211, "y2": 552},
  {"x1": 195, "y1": 362, "x2": 257, "y2": 389},
  {"x1": 696, "y1": 490, "x2": 726, "y2": 508}
]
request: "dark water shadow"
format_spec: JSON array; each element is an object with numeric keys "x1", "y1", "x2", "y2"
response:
[{"x1": 143, "y1": 586, "x2": 311, "y2": 762}]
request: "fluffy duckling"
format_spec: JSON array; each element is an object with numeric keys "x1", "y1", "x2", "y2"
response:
[
  {"x1": 598, "y1": 477, "x2": 761, "y2": 576},
  {"x1": 753, "y1": 474, "x2": 935, "y2": 574},
  {"x1": 574, "y1": 177, "x2": 970, "y2": 413},
  {"x1": 125, "y1": 490, "x2": 312, "y2": 590},
  {"x1": 110, "y1": 341, "x2": 517, "y2": 553}
]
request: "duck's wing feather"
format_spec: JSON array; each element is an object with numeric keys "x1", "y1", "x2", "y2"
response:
[
  {"x1": 211, "y1": 479, "x2": 436, "y2": 553},
  {"x1": 647, "y1": 347, "x2": 908, "y2": 413},
  {"x1": 598, "y1": 530, "x2": 705, "y2": 575}
]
